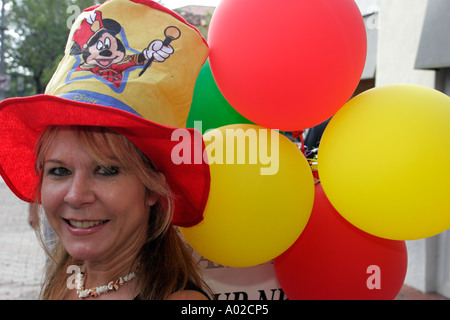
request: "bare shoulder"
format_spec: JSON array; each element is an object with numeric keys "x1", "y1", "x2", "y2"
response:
[{"x1": 166, "y1": 290, "x2": 209, "y2": 300}]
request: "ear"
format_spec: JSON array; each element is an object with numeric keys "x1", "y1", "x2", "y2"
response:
[
  {"x1": 146, "y1": 191, "x2": 160, "y2": 207},
  {"x1": 70, "y1": 42, "x2": 83, "y2": 56},
  {"x1": 145, "y1": 171, "x2": 166, "y2": 207},
  {"x1": 102, "y1": 19, "x2": 122, "y2": 35}
]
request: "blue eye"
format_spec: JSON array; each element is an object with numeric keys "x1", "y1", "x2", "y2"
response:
[
  {"x1": 48, "y1": 167, "x2": 71, "y2": 177},
  {"x1": 96, "y1": 166, "x2": 119, "y2": 177}
]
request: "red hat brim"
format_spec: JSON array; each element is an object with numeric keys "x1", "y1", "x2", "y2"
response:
[{"x1": 0, "y1": 95, "x2": 210, "y2": 227}]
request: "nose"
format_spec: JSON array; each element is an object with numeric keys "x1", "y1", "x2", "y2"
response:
[
  {"x1": 64, "y1": 173, "x2": 96, "y2": 208},
  {"x1": 99, "y1": 50, "x2": 112, "y2": 57}
]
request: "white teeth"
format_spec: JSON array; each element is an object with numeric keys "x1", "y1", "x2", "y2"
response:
[{"x1": 69, "y1": 220, "x2": 107, "y2": 228}]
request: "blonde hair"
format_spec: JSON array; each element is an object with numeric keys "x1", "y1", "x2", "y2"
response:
[{"x1": 32, "y1": 125, "x2": 212, "y2": 300}]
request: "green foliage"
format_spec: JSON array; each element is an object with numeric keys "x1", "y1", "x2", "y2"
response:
[{"x1": 5, "y1": 0, "x2": 99, "y2": 95}]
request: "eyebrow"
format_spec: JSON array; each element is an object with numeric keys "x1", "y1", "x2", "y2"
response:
[
  {"x1": 43, "y1": 159, "x2": 66, "y2": 166},
  {"x1": 44, "y1": 158, "x2": 123, "y2": 167}
]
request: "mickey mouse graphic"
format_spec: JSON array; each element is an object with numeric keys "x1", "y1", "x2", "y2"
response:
[{"x1": 70, "y1": 11, "x2": 179, "y2": 89}]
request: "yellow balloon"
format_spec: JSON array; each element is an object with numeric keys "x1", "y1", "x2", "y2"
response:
[
  {"x1": 180, "y1": 124, "x2": 314, "y2": 267},
  {"x1": 319, "y1": 84, "x2": 450, "y2": 240}
]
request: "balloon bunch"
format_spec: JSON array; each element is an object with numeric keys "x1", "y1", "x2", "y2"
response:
[{"x1": 181, "y1": 0, "x2": 450, "y2": 300}]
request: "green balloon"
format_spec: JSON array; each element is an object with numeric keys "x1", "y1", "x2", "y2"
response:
[{"x1": 187, "y1": 59, "x2": 253, "y2": 134}]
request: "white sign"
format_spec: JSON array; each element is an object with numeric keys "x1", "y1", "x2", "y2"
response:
[
  {"x1": 191, "y1": 249, "x2": 287, "y2": 300},
  {"x1": 0, "y1": 74, "x2": 10, "y2": 91}
]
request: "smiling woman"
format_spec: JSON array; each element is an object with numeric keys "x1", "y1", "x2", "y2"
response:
[
  {"x1": 0, "y1": 0, "x2": 211, "y2": 300},
  {"x1": 30, "y1": 126, "x2": 211, "y2": 300},
  {"x1": 38, "y1": 126, "x2": 155, "y2": 260}
]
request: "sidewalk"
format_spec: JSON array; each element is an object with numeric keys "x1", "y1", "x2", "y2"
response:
[
  {"x1": 396, "y1": 285, "x2": 448, "y2": 300},
  {"x1": 0, "y1": 177, "x2": 447, "y2": 300},
  {"x1": 0, "y1": 179, "x2": 45, "y2": 299}
]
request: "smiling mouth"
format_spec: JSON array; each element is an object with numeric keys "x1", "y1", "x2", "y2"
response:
[
  {"x1": 64, "y1": 219, "x2": 109, "y2": 229},
  {"x1": 95, "y1": 57, "x2": 118, "y2": 67}
]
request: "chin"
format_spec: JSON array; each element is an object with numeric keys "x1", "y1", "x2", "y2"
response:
[{"x1": 63, "y1": 241, "x2": 106, "y2": 262}]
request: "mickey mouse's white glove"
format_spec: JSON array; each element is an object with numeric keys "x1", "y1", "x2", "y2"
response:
[
  {"x1": 144, "y1": 40, "x2": 174, "y2": 62},
  {"x1": 85, "y1": 11, "x2": 99, "y2": 25}
]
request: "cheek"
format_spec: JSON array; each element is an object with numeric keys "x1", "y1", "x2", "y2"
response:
[
  {"x1": 85, "y1": 50, "x2": 99, "y2": 63},
  {"x1": 40, "y1": 180, "x2": 65, "y2": 218},
  {"x1": 116, "y1": 188, "x2": 147, "y2": 214},
  {"x1": 113, "y1": 183, "x2": 149, "y2": 219},
  {"x1": 113, "y1": 51, "x2": 125, "y2": 63}
]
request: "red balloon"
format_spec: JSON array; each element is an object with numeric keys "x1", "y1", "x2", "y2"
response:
[
  {"x1": 208, "y1": 0, "x2": 367, "y2": 131},
  {"x1": 274, "y1": 184, "x2": 407, "y2": 300}
]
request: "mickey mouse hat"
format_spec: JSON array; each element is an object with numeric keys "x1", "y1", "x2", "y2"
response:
[{"x1": 0, "y1": 0, "x2": 210, "y2": 227}]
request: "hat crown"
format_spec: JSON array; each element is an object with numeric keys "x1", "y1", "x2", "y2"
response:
[{"x1": 47, "y1": 0, "x2": 208, "y2": 128}]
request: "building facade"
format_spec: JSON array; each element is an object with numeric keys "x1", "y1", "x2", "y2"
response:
[{"x1": 357, "y1": 0, "x2": 450, "y2": 298}]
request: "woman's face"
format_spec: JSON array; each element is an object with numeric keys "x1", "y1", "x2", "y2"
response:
[{"x1": 41, "y1": 129, "x2": 157, "y2": 263}]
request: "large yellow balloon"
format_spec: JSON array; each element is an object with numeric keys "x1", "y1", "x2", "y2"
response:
[
  {"x1": 180, "y1": 124, "x2": 315, "y2": 267},
  {"x1": 319, "y1": 84, "x2": 450, "y2": 240}
]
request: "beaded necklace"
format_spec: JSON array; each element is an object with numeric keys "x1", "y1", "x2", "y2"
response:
[{"x1": 75, "y1": 267, "x2": 137, "y2": 298}]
